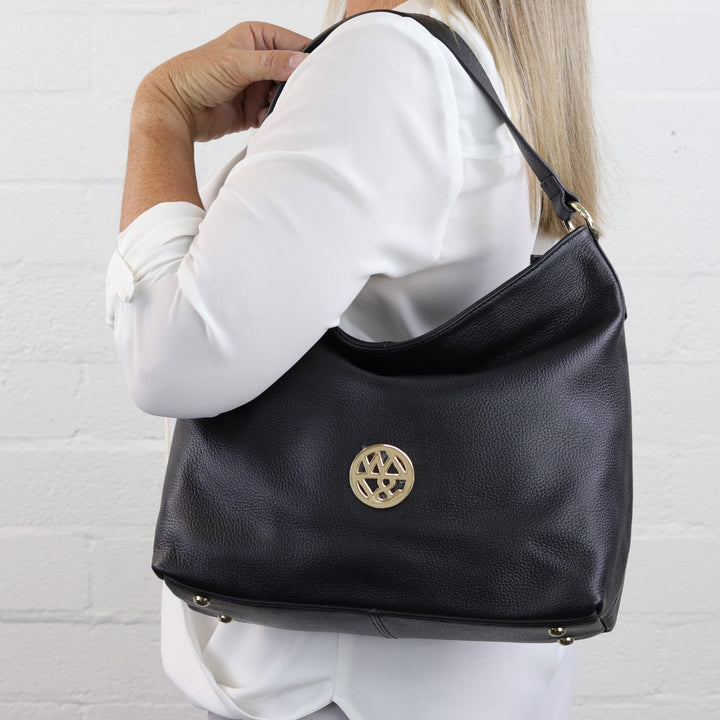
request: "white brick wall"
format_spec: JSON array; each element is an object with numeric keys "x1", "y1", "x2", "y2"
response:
[{"x1": 0, "y1": 1, "x2": 717, "y2": 718}]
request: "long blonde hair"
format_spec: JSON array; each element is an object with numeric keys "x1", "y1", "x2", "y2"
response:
[{"x1": 323, "y1": 1, "x2": 599, "y2": 238}]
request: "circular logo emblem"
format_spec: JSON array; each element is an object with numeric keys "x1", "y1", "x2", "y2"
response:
[{"x1": 349, "y1": 444, "x2": 414, "y2": 509}]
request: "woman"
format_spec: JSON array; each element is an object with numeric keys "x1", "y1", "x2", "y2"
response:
[{"x1": 106, "y1": 0, "x2": 598, "y2": 718}]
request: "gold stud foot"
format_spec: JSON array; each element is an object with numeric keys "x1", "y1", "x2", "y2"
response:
[
  {"x1": 192, "y1": 596, "x2": 211, "y2": 608},
  {"x1": 548, "y1": 627, "x2": 567, "y2": 638},
  {"x1": 559, "y1": 636, "x2": 575, "y2": 646},
  {"x1": 218, "y1": 615, "x2": 233, "y2": 623}
]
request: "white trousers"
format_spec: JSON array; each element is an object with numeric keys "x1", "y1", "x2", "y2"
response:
[
  {"x1": 206, "y1": 649, "x2": 574, "y2": 720},
  {"x1": 209, "y1": 704, "x2": 349, "y2": 720}
]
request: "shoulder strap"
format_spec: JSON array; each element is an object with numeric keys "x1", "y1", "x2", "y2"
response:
[{"x1": 267, "y1": 9, "x2": 581, "y2": 223}]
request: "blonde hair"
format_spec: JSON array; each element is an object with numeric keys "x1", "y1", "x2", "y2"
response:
[{"x1": 323, "y1": 1, "x2": 599, "y2": 238}]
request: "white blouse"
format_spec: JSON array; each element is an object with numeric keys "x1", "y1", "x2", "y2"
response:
[{"x1": 105, "y1": 1, "x2": 575, "y2": 718}]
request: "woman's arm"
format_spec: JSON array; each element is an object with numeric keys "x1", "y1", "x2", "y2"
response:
[
  {"x1": 107, "y1": 14, "x2": 463, "y2": 419},
  {"x1": 120, "y1": 21, "x2": 309, "y2": 230}
]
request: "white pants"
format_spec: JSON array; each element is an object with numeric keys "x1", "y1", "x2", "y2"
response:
[
  {"x1": 209, "y1": 704, "x2": 349, "y2": 720},
  {"x1": 201, "y1": 631, "x2": 576, "y2": 720},
  {"x1": 206, "y1": 648, "x2": 574, "y2": 720}
]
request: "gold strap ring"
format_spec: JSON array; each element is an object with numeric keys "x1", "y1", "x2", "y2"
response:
[{"x1": 563, "y1": 201, "x2": 599, "y2": 241}]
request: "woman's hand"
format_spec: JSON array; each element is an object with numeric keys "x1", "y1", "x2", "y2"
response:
[
  {"x1": 135, "y1": 22, "x2": 311, "y2": 141},
  {"x1": 120, "y1": 21, "x2": 310, "y2": 230}
]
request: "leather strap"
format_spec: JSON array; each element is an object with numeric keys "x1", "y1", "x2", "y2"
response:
[{"x1": 267, "y1": 10, "x2": 581, "y2": 222}]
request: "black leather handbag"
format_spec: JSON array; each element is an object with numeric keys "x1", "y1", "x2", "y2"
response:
[{"x1": 152, "y1": 11, "x2": 632, "y2": 645}]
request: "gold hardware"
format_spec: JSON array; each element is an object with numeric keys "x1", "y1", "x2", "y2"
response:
[
  {"x1": 548, "y1": 627, "x2": 567, "y2": 638},
  {"x1": 559, "y1": 636, "x2": 575, "y2": 646},
  {"x1": 192, "y1": 596, "x2": 211, "y2": 607},
  {"x1": 218, "y1": 615, "x2": 233, "y2": 623},
  {"x1": 563, "y1": 201, "x2": 599, "y2": 241},
  {"x1": 349, "y1": 444, "x2": 415, "y2": 509}
]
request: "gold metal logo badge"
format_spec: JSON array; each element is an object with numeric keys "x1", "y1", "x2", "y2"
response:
[{"x1": 349, "y1": 444, "x2": 414, "y2": 509}]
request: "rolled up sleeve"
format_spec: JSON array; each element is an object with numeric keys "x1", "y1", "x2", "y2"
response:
[{"x1": 105, "y1": 202, "x2": 206, "y2": 326}]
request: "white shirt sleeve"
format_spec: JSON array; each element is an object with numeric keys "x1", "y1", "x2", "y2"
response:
[{"x1": 105, "y1": 13, "x2": 462, "y2": 419}]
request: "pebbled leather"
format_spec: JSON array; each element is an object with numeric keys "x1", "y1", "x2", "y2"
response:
[
  {"x1": 153, "y1": 227, "x2": 633, "y2": 642},
  {"x1": 152, "y1": 13, "x2": 632, "y2": 643}
]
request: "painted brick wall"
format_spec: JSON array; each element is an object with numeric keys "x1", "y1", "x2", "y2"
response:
[{"x1": 1, "y1": 1, "x2": 717, "y2": 718}]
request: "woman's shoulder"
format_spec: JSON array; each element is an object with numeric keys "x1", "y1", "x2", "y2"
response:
[
  {"x1": 306, "y1": 4, "x2": 519, "y2": 161},
  {"x1": 257, "y1": 7, "x2": 464, "y2": 153},
  {"x1": 314, "y1": 3, "x2": 500, "y2": 82},
  {"x1": 304, "y1": 7, "x2": 462, "y2": 78}
]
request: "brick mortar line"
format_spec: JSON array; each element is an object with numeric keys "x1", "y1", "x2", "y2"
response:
[
  {"x1": 0, "y1": 439, "x2": 164, "y2": 450},
  {"x1": 0, "y1": 615, "x2": 159, "y2": 625}
]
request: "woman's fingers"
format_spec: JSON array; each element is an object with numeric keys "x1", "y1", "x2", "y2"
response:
[
  {"x1": 240, "y1": 79, "x2": 274, "y2": 128},
  {"x1": 138, "y1": 21, "x2": 309, "y2": 140},
  {"x1": 241, "y1": 49, "x2": 307, "y2": 85},
  {"x1": 225, "y1": 21, "x2": 311, "y2": 53},
  {"x1": 163, "y1": 47, "x2": 305, "y2": 112},
  {"x1": 218, "y1": 21, "x2": 310, "y2": 89}
]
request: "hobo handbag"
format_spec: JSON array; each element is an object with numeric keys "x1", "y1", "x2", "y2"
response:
[{"x1": 152, "y1": 10, "x2": 633, "y2": 645}]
